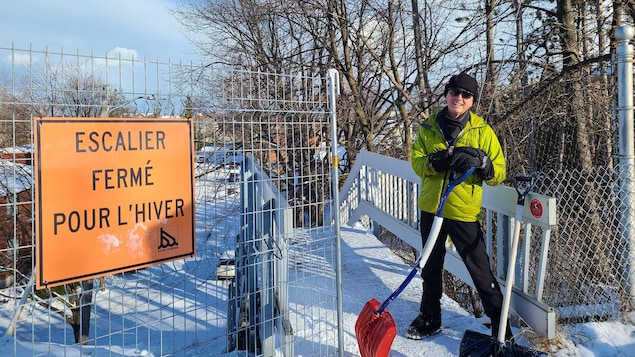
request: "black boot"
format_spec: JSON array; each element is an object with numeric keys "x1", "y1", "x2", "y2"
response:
[
  {"x1": 405, "y1": 311, "x2": 441, "y2": 340},
  {"x1": 491, "y1": 317, "x2": 513, "y2": 341}
]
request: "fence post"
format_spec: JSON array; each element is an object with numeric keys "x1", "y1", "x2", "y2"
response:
[
  {"x1": 327, "y1": 68, "x2": 344, "y2": 357},
  {"x1": 616, "y1": 25, "x2": 635, "y2": 310}
]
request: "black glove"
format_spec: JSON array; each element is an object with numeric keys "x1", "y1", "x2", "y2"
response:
[
  {"x1": 453, "y1": 147, "x2": 495, "y2": 179},
  {"x1": 428, "y1": 149, "x2": 455, "y2": 172},
  {"x1": 451, "y1": 151, "x2": 482, "y2": 175}
]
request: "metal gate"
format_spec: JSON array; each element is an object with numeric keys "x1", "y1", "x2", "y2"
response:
[{"x1": 0, "y1": 45, "x2": 340, "y2": 356}]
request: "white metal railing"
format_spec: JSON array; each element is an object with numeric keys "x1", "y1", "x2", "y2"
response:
[
  {"x1": 339, "y1": 150, "x2": 557, "y2": 338},
  {"x1": 231, "y1": 154, "x2": 294, "y2": 356}
]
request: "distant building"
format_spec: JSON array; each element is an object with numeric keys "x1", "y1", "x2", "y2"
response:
[
  {"x1": 0, "y1": 157, "x2": 33, "y2": 288},
  {"x1": 0, "y1": 144, "x2": 33, "y2": 165}
]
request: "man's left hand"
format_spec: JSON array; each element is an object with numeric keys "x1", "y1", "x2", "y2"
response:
[{"x1": 452, "y1": 147, "x2": 494, "y2": 179}]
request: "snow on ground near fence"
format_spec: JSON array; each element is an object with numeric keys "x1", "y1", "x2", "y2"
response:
[
  {"x1": 1, "y1": 166, "x2": 634, "y2": 355},
  {"x1": 339, "y1": 223, "x2": 635, "y2": 357}
]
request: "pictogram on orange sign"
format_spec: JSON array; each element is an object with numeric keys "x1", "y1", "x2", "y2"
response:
[{"x1": 34, "y1": 117, "x2": 195, "y2": 289}]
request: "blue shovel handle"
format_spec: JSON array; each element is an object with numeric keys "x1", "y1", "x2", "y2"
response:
[{"x1": 375, "y1": 167, "x2": 477, "y2": 315}]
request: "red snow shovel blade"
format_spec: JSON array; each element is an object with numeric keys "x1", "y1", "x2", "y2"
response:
[
  {"x1": 459, "y1": 329, "x2": 548, "y2": 357},
  {"x1": 355, "y1": 298, "x2": 397, "y2": 357}
]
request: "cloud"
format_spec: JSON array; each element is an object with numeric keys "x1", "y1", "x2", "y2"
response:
[
  {"x1": 107, "y1": 47, "x2": 140, "y2": 61},
  {"x1": 2, "y1": 53, "x2": 37, "y2": 67}
]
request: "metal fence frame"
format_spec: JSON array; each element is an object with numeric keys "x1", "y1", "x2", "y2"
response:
[{"x1": 0, "y1": 45, "x2": 339, "y2": 356}]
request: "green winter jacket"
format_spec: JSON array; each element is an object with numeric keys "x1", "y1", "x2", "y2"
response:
[{"x1": 411, "y1": 110, "x2": 506, "y2": 222}]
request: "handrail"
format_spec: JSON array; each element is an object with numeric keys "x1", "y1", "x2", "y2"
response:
[
  {"x1": 339, "y1": 150, "x2": 557, "y2": 339},
  {"x1": 228, "y1": 154, "x2": 294, "y2": 356}
]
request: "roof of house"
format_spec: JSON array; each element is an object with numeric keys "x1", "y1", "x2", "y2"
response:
[{"x1": 0, "y1": 158, "x2": 33, "y2": 197}]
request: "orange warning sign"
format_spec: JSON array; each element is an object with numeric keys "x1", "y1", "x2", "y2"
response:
[{"x1": 33, "y1": 117, "x2": 195, "y2": 289}]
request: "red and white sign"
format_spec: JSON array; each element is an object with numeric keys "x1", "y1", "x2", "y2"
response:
[{"x1": 530, "y1": 198, "x2": 543, "y2": 219}]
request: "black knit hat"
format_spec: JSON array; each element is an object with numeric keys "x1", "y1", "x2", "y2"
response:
[{"x1": 444, "y1": 72, "x2": 478, "y2": 99}]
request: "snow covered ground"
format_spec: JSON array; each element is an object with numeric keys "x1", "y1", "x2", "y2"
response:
[
  {"x1": 1, "y1": 164, "x2": 634, "y2": 356},
  {"x1": 3, "y1": 221, "x2": 635, "y2": 356},
  {"x1": 338, "y1": 223, "x2": 635, "y2": 357}
]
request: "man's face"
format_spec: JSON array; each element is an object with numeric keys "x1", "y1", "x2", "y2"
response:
[{"x1": 445, "y1": 87, "x2": 474, "y2": 119}]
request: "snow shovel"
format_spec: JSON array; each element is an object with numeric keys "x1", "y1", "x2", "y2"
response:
[
  {"x1": 355, "y1": 167, "x2": 476, "y2": 357},
  {"x1": 458, "y1": 174, "x2": 547, "y2": 357}
]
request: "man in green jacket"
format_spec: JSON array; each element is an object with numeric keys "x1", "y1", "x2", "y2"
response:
[{"x1": 408, "y1": 72, "x2": 511, "y2": 341}]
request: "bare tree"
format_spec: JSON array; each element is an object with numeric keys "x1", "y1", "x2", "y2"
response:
[
  {"x1": 0, "y1": 73, "x2": 32, "y2": 147},
  {"x1": 175, "y1": 0, "x2": 490, "y2": 164},
  {"x1": 27, "y1": 60, "x2": 107, "y2": 118}
]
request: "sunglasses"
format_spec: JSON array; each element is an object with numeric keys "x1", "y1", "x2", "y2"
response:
[{"x1": 447, "y1": 87, "x2": 474, "y2": 99}]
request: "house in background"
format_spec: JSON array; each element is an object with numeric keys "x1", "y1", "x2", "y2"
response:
[
  {"x1": 1, "y1": 144, "x2": 32, "y2": 165},
  {"x1": 0, "y1": 152, "x2": 33, "y2": 289}
]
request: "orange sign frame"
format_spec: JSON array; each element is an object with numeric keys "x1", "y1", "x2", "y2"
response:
[{"x1": 34, "y1": 117, "x2": 195, "y2": 289}]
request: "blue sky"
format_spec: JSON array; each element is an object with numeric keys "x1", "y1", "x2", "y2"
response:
[{"x1": 0, "y1": 0, "x2": 199, "y2": 63}]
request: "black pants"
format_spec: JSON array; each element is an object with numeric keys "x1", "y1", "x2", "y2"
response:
[{"x1": 418, "y1": 211, "x2": 504, "y2": 322}]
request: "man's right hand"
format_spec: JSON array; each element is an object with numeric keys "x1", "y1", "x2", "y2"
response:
[{"x1": 429, "y1": 149, "x2": 455, "y2": 172}]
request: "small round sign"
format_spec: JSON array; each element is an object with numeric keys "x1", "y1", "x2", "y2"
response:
[{"x1": 530, "y1": 198, "x2": 543, "y2": 219}]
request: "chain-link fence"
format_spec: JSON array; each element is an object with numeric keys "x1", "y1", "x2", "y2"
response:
[
  {"x1": 534, "y1": 168, "x2": 625, "y2": 322},
  {"x1": 486, "y1": 53, "x2": 630, "y2": 325}
]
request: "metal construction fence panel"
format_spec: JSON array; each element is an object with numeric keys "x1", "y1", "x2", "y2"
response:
[{"x1": 0, "y1": 45, "x2": 337, "y2": 356}]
